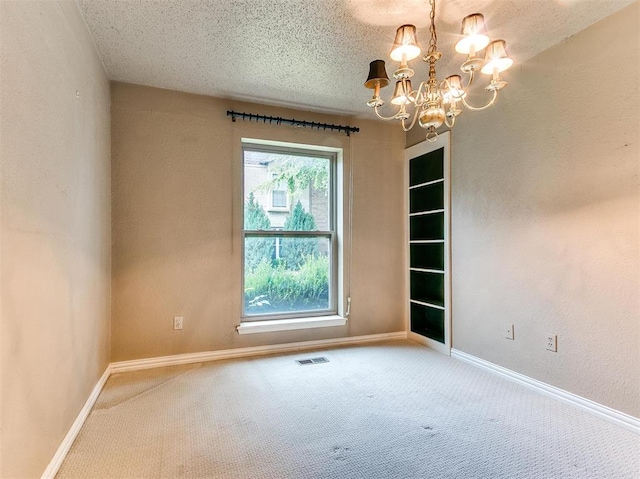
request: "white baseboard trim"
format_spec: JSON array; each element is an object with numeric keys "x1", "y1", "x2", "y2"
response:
[
  {"x1": 41, "y1": 332, "x2": 407, "y2": 477},
  {"x1": 407, "y1": 331, "x2": 451, "y2": 356},
  {"x1": 110, "y1": 331, "x2": 408, "y2": 373},
  {"x1": 41, "y1": 366, "x2": 111, "y2": 479},
  {"x1": 451, "y1": 348, "x2": 640, "y2": 435}
]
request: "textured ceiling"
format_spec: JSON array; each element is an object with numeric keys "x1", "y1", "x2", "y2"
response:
[{"x1": 77, "y1": 0, "x2": 634, "y2": 116}]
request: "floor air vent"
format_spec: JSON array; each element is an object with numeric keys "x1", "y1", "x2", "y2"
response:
[{"x1": 296, "y1": 357, "x2": 329, "y2": 365}]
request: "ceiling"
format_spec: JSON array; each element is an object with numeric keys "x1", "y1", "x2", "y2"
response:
[{"x1": 77, "y1": 0, "x2": 633, "y2": 116}]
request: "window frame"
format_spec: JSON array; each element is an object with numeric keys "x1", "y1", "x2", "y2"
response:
[
  {"x1": 241, "y1": 142, "x2": 338, "y2": 321},
  {"x1": 268, "y1": 172, "x2": 290, "y2": 211},
  {"x1": 270, "y1": 189, "x2": 288, "y2": 209}
]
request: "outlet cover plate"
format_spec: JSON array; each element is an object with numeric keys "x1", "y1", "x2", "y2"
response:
[
  {"x1": 174, "y1": 316, "x2": 184, "y2": 330},
  {"x1": 546, "y1": 334, "x2": 557, "y2": 352}
]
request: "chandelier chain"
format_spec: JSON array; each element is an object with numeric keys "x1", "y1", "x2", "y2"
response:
[{"x1": 428, "y1": 0, "x2": 437, "y2": 55}]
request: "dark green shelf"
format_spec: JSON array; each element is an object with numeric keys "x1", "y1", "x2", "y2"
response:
[
  {"x1": 410, "y1": 213, "x2": 444, "y2": 241},
  {"x1": 410, "y1": 302, "x2": 445, "y2": 343},
  {"x1": 409, "y1": 146, "x2": 446, "y2": 344},
  {"x1": 410, "y1": 149, "x2": 444, "y2": 186},
  {"x1": 410, "y1": 270, "x2": 444, "y2": 307},
  {"x1": 410, "y1": 243, "x2": 445, "y2": 271},
  {"x1": 410, "y1": 181, "x2": 444, "y2": 213}
]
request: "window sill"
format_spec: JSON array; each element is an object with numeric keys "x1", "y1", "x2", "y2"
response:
[
  {"x1": 267, "y1": 207, "x2": 290, "y2": 213},
  {"x1": 236, "y1": 315, "x2": 347, "y2": 335}
]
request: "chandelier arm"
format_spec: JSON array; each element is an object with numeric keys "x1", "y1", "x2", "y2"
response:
[
  {"x1": 400, "y1": 78, "x2": 411, "y2": 106},
  {"x1": 441, "y1": 70, "x2": 476, "y2": 101},
  {"x1": 460, "y1": 88, "x2": 498, "y2": 111},
  {"x1": 373, "y1": 105, "x2": 402, "y2": 121},
  {"x1": 444, "y1": 114, "x2": 456, "y2": 128},
  {"x1": 402, "y1": 79, "x2": 426, "y2": 109},
  {"x1": 401, "y1": 105, "x2": 421, "y2": 132},
  {"x1": 459, "y1": 70, "x2": 475, "y2": 95},
  {"x1": 414, "y1": 81, "x2": 429, "y2": 106}
]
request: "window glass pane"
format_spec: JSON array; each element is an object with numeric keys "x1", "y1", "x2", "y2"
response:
[
  {"x1": 244, "y1": 150, "x2": 330, "y2": 231},
  {"x1": 272, "y1": 190, "x2": 287, "y2": 208},
  {"x1": 244, "y1": 235, "x2": 331, "y2": 316}
]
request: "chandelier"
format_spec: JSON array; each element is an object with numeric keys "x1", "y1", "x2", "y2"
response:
[{"x1": 364, "y1": 0, "x2": 513, "y2": 141}]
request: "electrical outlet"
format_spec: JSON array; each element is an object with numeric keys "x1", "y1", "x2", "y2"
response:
[
  {"x1": 546, "y1": 334, "x2": 557, "y2": 352},
  {"x1": 173, "y1": 316, "x2": 184, "y2": 330},
  {"x1": 505, "y1": 324, "x2": 514, "y2": 340}
]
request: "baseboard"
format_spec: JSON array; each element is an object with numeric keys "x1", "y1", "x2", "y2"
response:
[
  {"x1": 110, "y1": 331, "x2": 408, "y2": 373},
  {"x1": 40, "y1": 332, "x2": 406, "y2": 477},
  {"x1": 40, "y1": 366, "x2": 111, "y2": 479},
  {"x1": 407, "y1": 331, "x2": 451, "y2": 356},
  {"x1": 41, "y1": 338, "x2": 636, "y2": 478},
  {"x1": 451, "y1": 348, "x2": 640, "y2": 435}
]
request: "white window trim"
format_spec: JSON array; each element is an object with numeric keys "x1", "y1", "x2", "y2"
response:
[
  {"x1": 240, "y1": 138, "x2": 347, "y2": 330},
  {"x1": 236, "y1": 315, "x2": 347, "y2": 335}
]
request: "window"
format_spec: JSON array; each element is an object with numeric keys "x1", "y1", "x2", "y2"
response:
[
  {"x1": 269, "y1": 172, "x2": 289, "y2": 210},
  {"x1": 242, "y1": 143, "x2": 337, "y2": 320},
  {"x1": 271, "y1": 189, "x2": 288, "y2": 208}
]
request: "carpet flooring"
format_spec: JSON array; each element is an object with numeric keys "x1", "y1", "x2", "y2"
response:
[{"x1": 57, "y1": 340, "x2": 639, "y2": 478}]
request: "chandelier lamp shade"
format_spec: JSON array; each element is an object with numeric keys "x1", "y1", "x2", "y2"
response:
[{"x1": 364, "y1": 0, "x2": 513, "y2": 141}]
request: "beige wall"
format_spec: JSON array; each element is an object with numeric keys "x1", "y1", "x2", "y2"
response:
[
  {"x1": 111, "y1": 82, "x2": 405, "y2": 361},
  {"x1": 415, "y1": 3, "x2": 638, "y2": 416},
  {"x1": 0, "y1": 1, "x2": 111, "y2": 477}
]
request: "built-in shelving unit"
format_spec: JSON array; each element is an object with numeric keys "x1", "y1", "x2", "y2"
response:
[{"x1": 405, "y1": 132, "x2": 451, "y2": 354}]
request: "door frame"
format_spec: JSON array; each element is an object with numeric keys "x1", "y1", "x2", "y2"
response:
[{"x1": 405, "y1": 131, "x2": 451, "y2": 355}]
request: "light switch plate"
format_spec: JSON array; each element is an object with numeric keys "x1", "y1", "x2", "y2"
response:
[{"x1": 505, "y1": 324, "x2": 514, "y2": 340}]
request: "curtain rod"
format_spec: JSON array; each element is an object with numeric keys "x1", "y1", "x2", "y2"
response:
[{"x1": 226, "y1": 110, "x2": 359, "y2": 136}]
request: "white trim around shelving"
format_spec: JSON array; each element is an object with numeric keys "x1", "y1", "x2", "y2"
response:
[
  {"x1": 409, "y1": 209, "x2": 445, "y2": 217},
  {"x1": 409, "y1": 268, "x2": 445, "y2": 274},
  {"x1": 407, "y1": 331, "x2": 450, "y2": 355},
  {"x1": 451, "y1": 349, "x2": 640, "y2": 434},
  {"x1": 409, "y1": 178, "x2": 444, "y2": 189},
  {"x1": 405, "y1": 132, "x2": 451, "y2": 354},
  {"x1": 409, "y1": 299, "x2": 445, "y2": 310}
]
